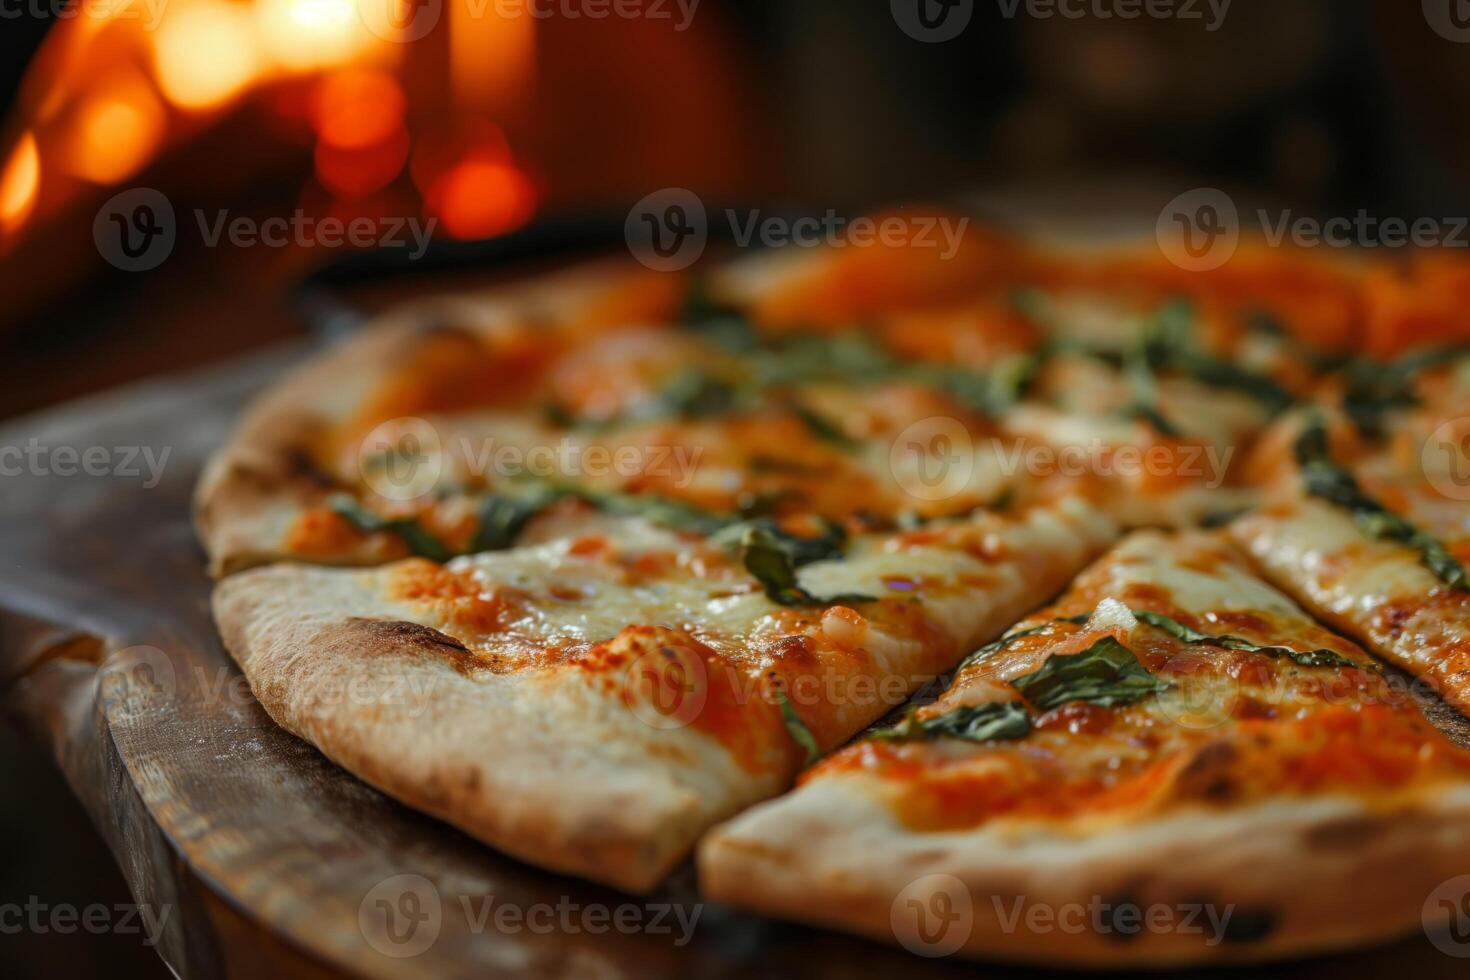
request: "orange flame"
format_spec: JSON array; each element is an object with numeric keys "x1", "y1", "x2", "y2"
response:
[
  {"x1": 154, "y1": 2, "x2": 263, "y2": 110},
  {"x1": 0, "y1": 133, "x2": 41, "y2": 236}
]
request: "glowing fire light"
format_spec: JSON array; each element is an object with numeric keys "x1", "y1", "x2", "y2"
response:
[
  {"x1": 313, "y1": 70, "x2": 405, "y2": 148},
  {"x1": 315, "y1": 128, "x2": 410, "y2": 198},
  {"x1": 64, "y1": 72, "x2": 167, "y2": 183},
  {"x1": 451, "y1": 1, "x2": 535, "y2": 116},
  {"x1": 0, "y1": 133, "x2": 41, "y2": 236},
  {"x1": 257, "y1": 0, "x2": 377, "y2": 71},
  {"x1": 428, "y1": 158, "x2": 536, "y2": 240},
  {"x1": 154, "y1": 2, "x2": 263, "y2": 110}
]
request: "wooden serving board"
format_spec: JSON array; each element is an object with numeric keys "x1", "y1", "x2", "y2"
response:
[{"x1": 1, "y1": 343, "x2": 1466, "y2": 980}]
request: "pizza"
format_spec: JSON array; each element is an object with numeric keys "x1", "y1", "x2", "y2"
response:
[
  {"x1": 1230, "y1": 359, "x2": 1470, "y2": 713},
  {"x1": 197, "y1": 208, "x2": 1470, "y2": 963},
  {"x1": 698, "y1": 529, "x2": 1470, "y2": 965}
]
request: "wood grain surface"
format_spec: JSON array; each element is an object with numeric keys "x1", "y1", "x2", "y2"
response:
[{"x1": 1, "y1": 343, "x2": 1468, "y2": 980}]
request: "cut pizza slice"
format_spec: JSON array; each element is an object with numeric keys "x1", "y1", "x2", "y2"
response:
[
  {"x1": 212, "y1": 496, "x2": 1116, "y2": 891},
  {"x1": 699, "y1": 529, "x2": 1470, "y2": 965},
  {"x1": 198, "y1": 256, "x2": 1048, "y2": 576},
  {"x1": 1230, "y1": 372, "x2": 1470, "y2": 712}
]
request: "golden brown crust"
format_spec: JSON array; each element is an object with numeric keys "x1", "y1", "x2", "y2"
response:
[
  {"x1": 194, "y1": 261, "x2": 655, "y2": 576},
  {"x1": 212, "y1": 561, "x2": 773, "y2": 892},
  {"x1": 699, "y1": 774, "x2": 1470, "y2": 966}
]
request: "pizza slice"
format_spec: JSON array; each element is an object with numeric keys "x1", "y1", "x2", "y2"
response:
[
  {"x1": 212, "y1": 495, "x2": 1115, "y2": 891},
  {"x1": 1230, "y1": 355, "x2": 1470, "y2": 712},
  {"x1": 699, "y1": 529, "x2": 1470, "y2": 965}
]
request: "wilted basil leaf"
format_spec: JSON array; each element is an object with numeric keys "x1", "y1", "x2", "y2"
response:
[
  {"x1": 740, "y1": 525, "x2": 874, "y2": 607},
  {"x1": 328, "y1": 495, "x2": 453, "y2": 563},
  {"x1": 1132, "y1": 610, "x2": 1364, "y2": 670},
  {"x1": 1011, "y1": 636, "x2": 1170, "y2": 711},
  {"x1": 788, "y1": 402, "x2": 859, "y2": 451},
  {"x1": 470, "y1": 488, "x2": 564, "y2": 553},
  {"x1": 1340, "y1": 346, "x2": 1470, "y2": 438},
  {"x1": 869, "y1": 701, "x2": 1032, "y2": 744},
  {"x1": 775, "y1": 688, "x2": 821, "y2": 765},
  {"x1": 1295, "y1": 417, "x2": 1469, "y2": 591}
]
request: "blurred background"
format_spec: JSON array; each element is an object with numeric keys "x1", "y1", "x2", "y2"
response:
[{"x1": 3, "y1": 0, "x2": 1470, "y2": 974}]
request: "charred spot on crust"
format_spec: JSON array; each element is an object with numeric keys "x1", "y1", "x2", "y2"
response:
[
  {"x1": 279, "y1": 444, "x2": 340, "y2": 489},
  {"x1": 1172, "y1": 742, "x2": 1241, "y2": 804},
  {"x1": 349, "y1": 618, "x2": 478, "y2": 675}
]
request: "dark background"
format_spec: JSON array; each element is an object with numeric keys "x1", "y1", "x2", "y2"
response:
[{"x1": 3, "y1": 2, "x2": 1470, "y2": 976}]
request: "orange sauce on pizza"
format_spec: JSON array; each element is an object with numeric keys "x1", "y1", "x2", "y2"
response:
[
  {"x1": 814, "y1": 703, "x2": 1470, "y2": 833},
  {"x1": 286, "y1": 508, "x2": 378, "y2": 558},
  {"x1": 386, "y1": 559, "x2": 524, "y2": 636}
]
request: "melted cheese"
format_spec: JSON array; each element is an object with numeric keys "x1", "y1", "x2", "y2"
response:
[
  {"x1": 805, "y1": 529, "x2": 1470, "y2": 832},
  {"x1": 376, "y1": 499, "x2": 1117, "y2": 772}
]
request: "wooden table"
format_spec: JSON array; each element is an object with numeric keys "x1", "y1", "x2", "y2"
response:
[{"x1": 2, "y1": 340, "x2": 1468, "y2": 979}]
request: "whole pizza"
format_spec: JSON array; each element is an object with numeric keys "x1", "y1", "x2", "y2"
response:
[{"x1": 195, "y1": 208, "x2": 1470, "y2": 965}]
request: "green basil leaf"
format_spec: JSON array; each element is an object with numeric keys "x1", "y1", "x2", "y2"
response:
[
  {"x1": 1011, "y1": 636, "x2": 1170, "y2": 711},
  {"x1": 328, "y1": 495, "x2": 453, "y2": 563},
  {"x1": 740, "y1": 525, "x2": 874, "y2": 607},
  {"x1": 1132, "y1": 610, "x2": 1364, "y2": 670},
  {"x1": 1295, "y1": 417, "x2": 1469, "y2": 591},
  {"x1": 1141, "y1": 299, "x2": 1294, "y2": 414},
  {"x1": 1341, "y1": 346, "x2": 1470, "y2": 438},
  {"x1": 869, "y1": 701, "x2": 1031, "y2": 744},
  {"x1": 653, "y1": 369, "x2": 739, "y2": 418},
  {"x1": 1124, "y1": 344, "x2": 1180, "y2": 437},
  {"x1": 682, "y1": 280, "x2": 759, "y2": 352},
  {"x1": 775, "y1": 688, "x2": 821, "y2": 765},
  {"x1": 570, "y1": 486, "x2": 731, "y2": 537},
  {"x1": 470, "y1": 488, "x2": 563, "y2": 553},
  {"x1": 789, "y1": 403, "x2": 860, "y2": 451}
]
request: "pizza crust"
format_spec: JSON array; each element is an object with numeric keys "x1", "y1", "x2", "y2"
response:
[
  {"x1": 195, "y1": 261, "x2": 659, "y2": 576},
  {"x1": 699, "y1": 772, "x2": 1470, "y2": 966},
  {"x1": 212, "y1": 560, "x2": 779, "y2": 892}
]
